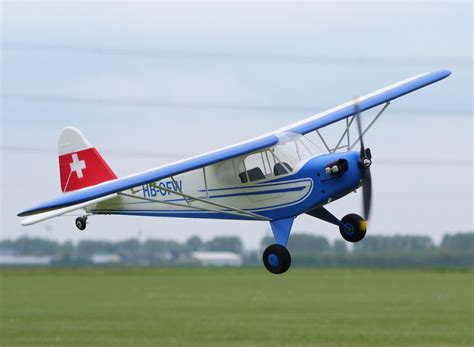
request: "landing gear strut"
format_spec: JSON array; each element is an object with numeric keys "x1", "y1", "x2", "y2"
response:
[
  {"x1": 263, "y1": 217, "x2": 294, "y2": 274},
  {"x1": 306, "y1": 207, "x2": 367, "y2": 243},
  {"x1": 75, "y1": 216, "x2": 87, "y2": 231}
]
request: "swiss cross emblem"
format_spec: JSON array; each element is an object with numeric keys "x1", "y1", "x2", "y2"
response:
[{"x1": 70, "y1": 153, "x2": 86, "y2": 178}]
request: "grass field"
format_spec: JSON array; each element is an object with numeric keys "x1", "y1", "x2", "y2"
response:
[{"x1": 0, "y1": 268, "x2": 472, "y2": 347}]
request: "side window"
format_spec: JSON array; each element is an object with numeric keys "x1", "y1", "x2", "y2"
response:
[
  {"x1": 268, "y1": 148, "x2": 292, "y2": 176},
  {"x1": 217, "y1": 160, "x2": 240, "y2": 185},
  {"x1": 239, "y1": 153, "x2": 266, "y2": 183},
  {"x1": 217, "y1": 149, "x2": 294, "y2": 185},
  {"x1": 245, "y1": 153, "x2": 268, "y2": 174}
]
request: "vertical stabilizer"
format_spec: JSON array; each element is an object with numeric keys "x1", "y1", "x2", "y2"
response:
[{"x1": 58, "y1": 127, "x2": 117, "y2": 192}]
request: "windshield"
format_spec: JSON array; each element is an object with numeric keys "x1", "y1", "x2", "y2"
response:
[{"x1": 271, "y1": 132, "x2": 321, "y2": 168}]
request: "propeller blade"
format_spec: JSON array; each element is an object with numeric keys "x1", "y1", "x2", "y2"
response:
[
  {"x1": 354, "y1": 98, "x2": 372, "y2": 220},
  {"x1": 362, "y1": 167, "x2": 372, "y2": 220}
]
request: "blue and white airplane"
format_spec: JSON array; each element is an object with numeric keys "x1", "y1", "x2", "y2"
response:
[{"x1": 18, "y1": 70, "x2": 451, "y2": 274}]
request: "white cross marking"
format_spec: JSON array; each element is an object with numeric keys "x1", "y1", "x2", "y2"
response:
[{"x1": 70, "y1": 153, "x2": 86, "y2": 179}]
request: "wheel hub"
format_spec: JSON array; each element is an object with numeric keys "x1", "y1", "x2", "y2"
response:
[
  {"x1": 344, "y1": 223, "x2": 354, "y2": 235},
  {"x1": 268, "y1": 254, "x2": 279, "y2": 268}
]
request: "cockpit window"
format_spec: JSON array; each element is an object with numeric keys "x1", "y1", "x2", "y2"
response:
[{"x1": 216, "y1": 133, "x2": 320, "y2": 185}]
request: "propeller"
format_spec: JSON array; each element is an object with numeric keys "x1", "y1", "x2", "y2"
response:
[{"x1": 354, "y1": 100, "x2": 372, "y2": 220}]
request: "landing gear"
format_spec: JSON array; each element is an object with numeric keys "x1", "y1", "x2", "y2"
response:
[
  {"x1": 263, "y1": 244, "x2": 291, "y2": 274},
  {"x1": 339, "y1": 213, "x2": 367, "y2": 242},
  {"x1": 75, "y1": 216, "x2": 87, "y2": 231},
  {"x1": 306, "y1": 207, "x2": 368, "y2": 243},
  {"x1": 263, "y1": 217, "x2": 294, "y2": 274}
]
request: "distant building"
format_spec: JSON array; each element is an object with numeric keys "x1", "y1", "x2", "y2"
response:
[
  {"x1": 91, "y1": 253, "x2": 121, "y2": 264},
  {"x1": 191, "y1": 252, "x2": 243, "y2": 267},
  {"x1": 0, "y1": 255, "x2": 52, "y2": 266}
]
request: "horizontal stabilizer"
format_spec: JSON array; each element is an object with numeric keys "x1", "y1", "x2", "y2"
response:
[{"x1": 20, "y1": 194, "x2": 117, "y2": 226}]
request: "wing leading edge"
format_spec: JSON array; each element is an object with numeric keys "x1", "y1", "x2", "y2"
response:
[{"x1": 18, "y1": 69, "x2": 451, "y2": 218}]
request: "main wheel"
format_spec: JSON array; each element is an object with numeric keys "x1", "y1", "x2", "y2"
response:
[
  {"x1": 75, "y1": 217, "x2": 87, "y2": 231},
  {"x1": 262, "y1": 244, "x2": 291, "y2": 274},
  {"x1": 339, "y1": 213, "x2": 366, "y2": 242}
]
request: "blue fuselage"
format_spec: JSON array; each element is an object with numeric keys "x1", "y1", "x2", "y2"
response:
[{"x1": 261, "y1": 151, "x2": 362, "y2": 220}]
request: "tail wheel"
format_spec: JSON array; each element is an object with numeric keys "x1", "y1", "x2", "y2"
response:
[
  {"x1": 339, "y1": 213, "x2": 366, "y2": 242},
  {"x1": 262, "y1": 244, "x2": 291, "y2": 274},
  {"x1": 75, "y1": 217, "x2": 87, "y2": 231}
]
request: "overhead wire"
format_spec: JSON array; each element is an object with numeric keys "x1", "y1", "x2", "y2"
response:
[
  {"x1": 1, "y1": 146, "x2": 472, "y2": 166},
  {"x1": 1, "y1": 93, "x2": 470, "y2": 115},
  {"x1": 2, "y1": 41, "x2": 471, "y2": 115},
  {"x1": 2, "y1": 41, "x2": 471, "y2": 67}
]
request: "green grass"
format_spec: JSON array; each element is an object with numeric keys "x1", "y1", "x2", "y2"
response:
[{"x1": 1, "y1": 268, "x2": 473, "y2": 347}]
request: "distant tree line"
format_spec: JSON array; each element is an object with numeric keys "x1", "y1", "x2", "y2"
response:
[
  {"x1": 256, "y1": 233, "x2": 473, "y2": 267},
  {"x1": 0, "y1": 232, "x2": 472, "y2": 267},
  {"x1": 0, "y1": 235, "x2": 244, "y2": 266}
]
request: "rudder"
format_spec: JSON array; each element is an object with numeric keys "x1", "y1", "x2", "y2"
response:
[{"x1": 58, "y1": 127, "x2": 117, "y2": 192}]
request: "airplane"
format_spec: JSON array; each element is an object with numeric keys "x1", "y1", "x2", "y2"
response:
[{"x1": 18, "y1": 70, "x2": 451, "y2": 274}]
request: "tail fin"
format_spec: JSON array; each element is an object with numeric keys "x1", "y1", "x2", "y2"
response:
[{"x1": 58, "y1": 127, "x2": 117, "y2": 192}]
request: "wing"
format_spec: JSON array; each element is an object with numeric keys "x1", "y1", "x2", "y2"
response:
[
  {"x1": 277, "y1": 69, "x2": 451, "y2": 135},
  {"x1": 18, "y1": 69, "x2": 451, "y2": 218}
]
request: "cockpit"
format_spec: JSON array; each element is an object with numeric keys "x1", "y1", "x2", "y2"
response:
[{"x1": 216, "y1": 132, "x2": 321, "y2": 185}]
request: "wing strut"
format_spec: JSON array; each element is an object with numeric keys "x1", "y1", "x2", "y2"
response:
[
  {"x1": 315, "y1": 129, "x2": 331, "y2": 152},
  {"x1": 348, "y1": 102, "x2": 390, "y2": 151},
  {"x1": 313, "y1": 102, "x2": 390, "y2": 153},
  {"x1": 332, "y1": 115, "x2": 357, "y2": 152}
]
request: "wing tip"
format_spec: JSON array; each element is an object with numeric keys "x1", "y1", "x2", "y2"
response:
[
  {"x1": 20, "y1": 219, "x2": 31, "y2": 226},
  {"x1": 17, "y1": 210, "x2": 35, "y2": 218},
  {"x1": 18, "y1": 207, "x2": 48, "y2": 217},
  {"x1": 435, "y1": 69, "x2": 452, "y2": 79}
]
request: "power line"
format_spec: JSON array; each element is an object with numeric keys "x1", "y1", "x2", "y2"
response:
[
  {"x1": 2, "y1": 93, "x2": 315, "y2": 113},
  {"x1": 2, "y1": 93, "x2": 470, "y2": 115},
  {"x1": 2, "y1": 146, "x2": 472, "y2": 166},
  {"x1": 2, "y1": 41, "x2": 471, "y2": 67},
  {"x1": 376, "y1": 159, "x2": 474, "y2": 167},
  {"x1": 0, "y1": 146, "x2": 187, "y2": 159}
]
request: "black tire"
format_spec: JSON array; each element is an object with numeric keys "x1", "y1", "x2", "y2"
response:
[
  {"x1": 339, "y1": 213, "x2": 366, "y2": 242},
  {"x1": 75, "y1": 217, "x2": 87, "y2": 231},
  {"x1": 262, "y1": 244, "x2": 291, "y2": 274}
]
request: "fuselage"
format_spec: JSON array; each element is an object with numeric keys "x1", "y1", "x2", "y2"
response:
[{"x1": 91, "y1": 146, "x2": 363, "y2": 221}]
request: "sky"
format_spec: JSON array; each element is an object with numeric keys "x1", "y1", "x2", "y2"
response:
[{"x1": 1, "y1": 1, "x2": 472, "y2": 249}]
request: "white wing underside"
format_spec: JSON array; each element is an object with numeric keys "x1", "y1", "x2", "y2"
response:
[{"x1": 20, "y1": 194, "x2": 117, "y2": 226}]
